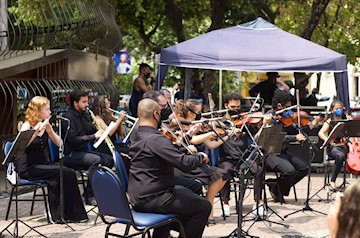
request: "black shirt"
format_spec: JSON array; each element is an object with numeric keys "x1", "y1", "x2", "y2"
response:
[
  {"x1": 128, "y1": 126, "x2": 204, "y2": 204},
  {"x1": 62, "y1": 107, "x2": 96, "y2": 154},
  {"x1": 249, "y1": 80, "x2": 278, "y2": 105}
]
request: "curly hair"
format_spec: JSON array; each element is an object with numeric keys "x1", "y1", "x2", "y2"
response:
[
  {"x1": 91, "y1": 95, "x2": 114, "y2": 125},
  {"x1": 224, "y1": 93, "x2": 242, "y2": 105},
  {"x1": 174, "y1": 99, "x2": 201, "y2": 118},
  {"x1": 25, "y1": 96, "x2": 50, "y2": 127},
  {"x1": 271, "y1": 90, "x2": 293, "y2": 109},
  {"x1": 336, "y1": 181, "x2": 360, "y2": 238}
]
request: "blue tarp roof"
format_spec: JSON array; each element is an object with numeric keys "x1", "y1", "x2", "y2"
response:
[{"x1": 159, "y1": 17, "x2": 349, "y2": 109}]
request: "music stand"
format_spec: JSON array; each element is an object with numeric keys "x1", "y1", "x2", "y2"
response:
[
  {"x1": 223, "y1": 125, "x2": 287, "y2": 238},
  {"x1": 245, "y1": 125, "x2": 288, "y2": 232},
  {"x1": 1, "y1": 130, "x2": 47, "y2": 238}
]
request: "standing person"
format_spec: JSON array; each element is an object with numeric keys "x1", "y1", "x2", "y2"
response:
[
  {"x1": 294, "y1": 72, "x2": 317, "y2": 106},
  {"x1": 190, "y1": 79, "x2": 209, "y2": 112},
  {"x1": 128, "y1": 99, "x2": 211, "y2": 238},
  {"x1": 249, "y1": 72, "x2": 287, "y2": 105},
  {"x1": 62, "y1": 90, "x2": 114, "y2": 205},
  {"x1": 129, "y1": 63, "x2": 156, "y2": 117},
  {"x1": 18, "y1": 96, "x2": 87, "y2": 223},
  {"x1": 263, "y1": 90, "x2": 321, "y2": 202},
  {"x1": 318, "y1": 99, "x2": 349, "y2": 190}
]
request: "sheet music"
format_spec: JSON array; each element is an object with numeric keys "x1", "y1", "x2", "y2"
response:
[
  {"x1": 320, "y1": 122, "x2": 344, "y2": 150},
  {"x1": 93, "y1": 121, "x2": 117, "y2": 148}
]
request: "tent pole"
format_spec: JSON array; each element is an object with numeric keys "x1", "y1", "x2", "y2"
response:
[{"x1": 219, "y1": 70, "x2": 223, "y2": 109}]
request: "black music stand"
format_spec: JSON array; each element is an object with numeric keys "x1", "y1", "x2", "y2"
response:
[
  {"x1": 223, "y1": 125, "x2": 287, "y2": 238},
  {"x1": 309, "y1": 122, "x2": 345, "y2": 202},
  {"x1": 284, "y1": 123, "x2": 328, "y2": 218},
  {"x1": 245, "y1": 125, "x2": 288, "y2": 232},
  {"x1": 0, "y1": 130, "x2": 47, "y2": 238}
]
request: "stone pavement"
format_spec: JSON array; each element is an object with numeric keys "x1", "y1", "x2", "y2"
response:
[{"x1": 0, "y1": 173, "x2": 354, "y2": 238}]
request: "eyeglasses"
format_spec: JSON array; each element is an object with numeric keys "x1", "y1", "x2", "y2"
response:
[{"x1": 159, "y1": 103, "x2": 168, "y2": 109}]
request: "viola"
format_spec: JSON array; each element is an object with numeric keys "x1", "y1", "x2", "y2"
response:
[{"x1": 346, "y1": 137, "x2": 360, "y2": 176}]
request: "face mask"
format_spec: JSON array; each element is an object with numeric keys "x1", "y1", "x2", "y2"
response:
[
  {"x1": 154, "y1": 112, "x2": 162, "y2": 129},
  {"x1": 228, "y1": 109, "x2": 239, "y2": 117},
  {"x1": 334, "y1": 108, "x2": 343, "y2": 117},
  {"x1": 145, "y1": 72, "x2": 151, "y2": 79},
  {"x1": 282, "y1": 110, "x2": 293, "y2": 118},
  {"x1": 195, "y1": 113, "x2": 201, "y2": 121},
  {"x1": 160, "y1": 107, "x2": 172, "y2": 120}
]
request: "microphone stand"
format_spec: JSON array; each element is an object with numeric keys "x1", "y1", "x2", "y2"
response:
[
  {"x1": 284, "y1": 117, "x2": 326, "y2": 218},
  {"x1": 58, "y1": 117, "x2": 75, "y2": 230}
]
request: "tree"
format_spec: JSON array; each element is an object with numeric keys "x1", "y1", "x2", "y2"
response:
[{"x1": 115, "y1": 0, "x2": 359, "y2": 96}]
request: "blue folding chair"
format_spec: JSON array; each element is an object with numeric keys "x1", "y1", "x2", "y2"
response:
[
  {"x1": 91, "y1": 166, "x2": 186, "y2": 238},
  {"x1": 3, "y1": 140, "x2": 50, "y2": 223}
]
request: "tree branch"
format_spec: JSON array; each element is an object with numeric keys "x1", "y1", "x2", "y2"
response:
[
  {"x1": 301, "y1": 0, "x2": 331, "y2": 40},
  {"x1": 164, "y1": 0, "x2": 186, "y2": 42}
]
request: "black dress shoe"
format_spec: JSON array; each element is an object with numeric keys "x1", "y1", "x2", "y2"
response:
[{"x1": 85, "y1": 197, "x2": 97, "y2": 206}]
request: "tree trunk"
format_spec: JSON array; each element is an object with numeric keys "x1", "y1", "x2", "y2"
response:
[
  {"x1": 164, "y1": 0, "x2": 186, "y2": 42},
  {"x1": 301, "y1": 0, "x2": 331, "y2": 40}
]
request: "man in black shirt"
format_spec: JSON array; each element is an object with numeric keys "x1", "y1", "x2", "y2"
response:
[
  {"x1": 128, "y1": 98, "x2": 211, "y2": 238},
  {"x1": 263, "y1": 90, "x2": 321, "y2": 203},
  {"x1": 62, "y1": 90, "x2": 114, "y2": 205},
  {"x1": 249, "y1": 72, "x2": 279, "y2": 105}
]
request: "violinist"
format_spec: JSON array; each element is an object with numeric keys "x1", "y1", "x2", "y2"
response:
[
  {"x1": 172, "y1": 99, "x2": 231, "y2": 224},
  {"x1": 318, "y1": 99, "x2": 349, "y2": 190},
  {"x1": 128, "y1": 98, "x2": 211, "y2": 238},
  {"x1": 218, "y1": 93, "x2": 265, "y2": 216},
  {"x1": 262, "y1": 90, "x2": 322, "y2": 203}
]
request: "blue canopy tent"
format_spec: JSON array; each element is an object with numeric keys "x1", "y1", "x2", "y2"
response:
[{"x1": 158, "y1": 17, "x2": 349, "y2": 110}]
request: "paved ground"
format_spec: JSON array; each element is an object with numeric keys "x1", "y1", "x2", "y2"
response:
[{"x1": 0, "y1": 172, "x2": 354, "y2": 238}]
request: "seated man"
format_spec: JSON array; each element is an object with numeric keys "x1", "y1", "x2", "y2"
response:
[
  {"x1": 62, "y1": 90, "x2": 114, "y2": 205},
  {"x1": 128, "y1": 98, "x2": 211, "y2": 238},
  {"x1": 262, "y1": 90, "x2": 321, "y2": 202}
]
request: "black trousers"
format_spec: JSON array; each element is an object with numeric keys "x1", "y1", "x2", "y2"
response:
[
  {"x1": 20, "y1": 164, "x2": 88, "y2": 222},
  {"x1": 175, "y1": 176, "x2": 203, "y2": 195},
  {"x1": 266, "y1": 151, "x2": 308, "y2": 196},
  {"x1": 133, "y1": 186, "x2": 211, "y2": 238},
  {"x1": 327, "y1": 145, "x2": 347, "y2": 183},
  {"x1": 63, "y1": 151, "x2": 114, "y2": 197}
]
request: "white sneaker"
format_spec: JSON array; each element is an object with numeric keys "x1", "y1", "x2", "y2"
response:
[
  {"x1": 252, "y1": 204, "x2": 267, "y2": 217},
  {"x1": 221, "y1": 204, "x2": 230, "y2": 217}
]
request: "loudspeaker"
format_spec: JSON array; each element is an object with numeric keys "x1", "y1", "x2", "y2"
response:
[{"x1": 287, "y1": 127, "x2": 325, "y2": 164}]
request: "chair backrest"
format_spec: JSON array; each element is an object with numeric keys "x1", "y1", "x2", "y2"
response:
[
  {"x1": 210, "y1": 147, "x2": 220, "y2": 167},
  {"x1": 91, "y1": 166, "x2": 133, "y2": 222},
  {"x1": 3, "y1": 140, "x2": 13, "y2": 158},
  {"x1": 115, "y1": 152, "x2": 128, "y2": 191},
  {"x1": 48, "y1": 138, "x2": 59, "y2": 163}
]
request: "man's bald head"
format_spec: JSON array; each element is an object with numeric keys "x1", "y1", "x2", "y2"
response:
[{"x1": 138, "y1": 98, "x2": 160, "y2": 120}]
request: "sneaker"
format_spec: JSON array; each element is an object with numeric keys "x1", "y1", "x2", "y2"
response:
[
  {"x1": 85, "y1": 196, "x2": 97, "y2": 206},
  {"x1": 221, "y1": 204, "x2": 230, "y2": 217},
  {"x1": 252, "y1": 204, "x2": 267, "y2": 217}
]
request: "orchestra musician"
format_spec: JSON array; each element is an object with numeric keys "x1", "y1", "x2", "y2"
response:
[
  {"x1": 172, "y1": 99, "x2": 233, "y2": 224},
  {"x1": 91, "y1": 95, "x2": 129, "y2": 155},
  {"x1": 18, "y1": 96, "x2": 87, "y2": 223},
  {"x1": 128, "y1": 98, "x2": 211, "y2": 238},
  {"x1": 318, "y1": 99, "x2": 349, "y2": 190},
  {"x1": 262, "y1": 90, "x2": 322, "y2": 203},
  {"x1": 61, "y1": 90, "x2": 114, "y2": 205},
  {"x1": 218, "y1": 93, "x2": 266, "y2": 216}
]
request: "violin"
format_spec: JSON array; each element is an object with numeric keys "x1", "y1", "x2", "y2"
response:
[
  {"x1": 232, "y1": 112, "x2": 264, "y2": 127},
  {"x1": 346, "y1": 137, "x2": 360, "y2": 176},
  {"x1": 280, "y1": 110, "x2": 321, "y2": 127}
]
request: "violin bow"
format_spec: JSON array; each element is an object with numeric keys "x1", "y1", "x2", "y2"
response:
[
  {"x1": 161, "y1": 123, "x2": 195, "y2": 155},
  {"x1": 166, "y1": 97, "x2": 191, "y2": 146},
  {"x1": 296, "y1": 89, "x2": 301, "y2": 134}
]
